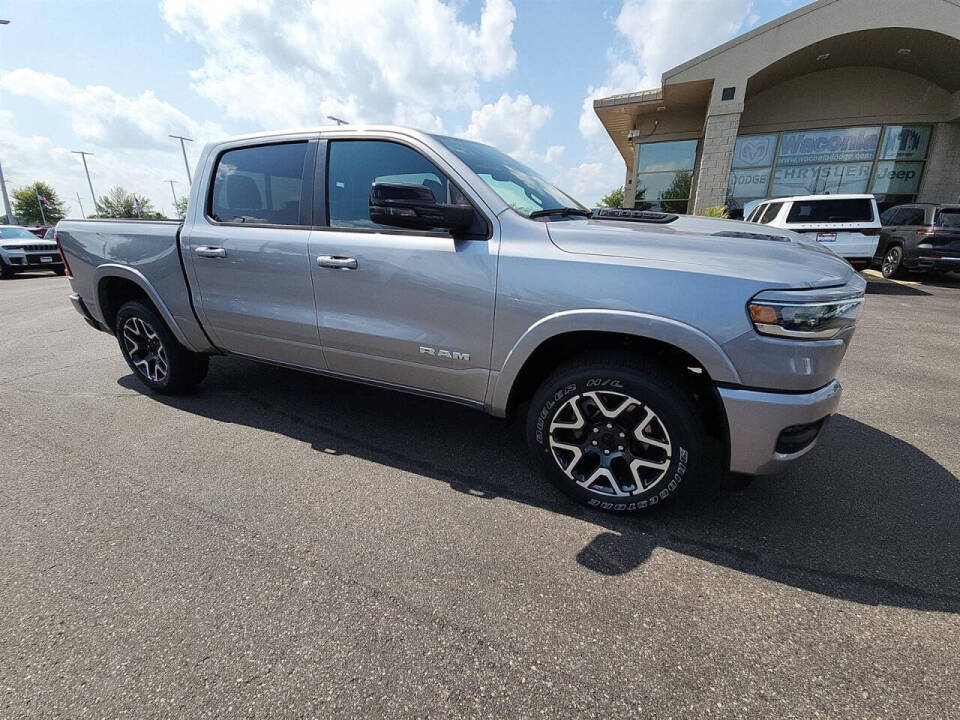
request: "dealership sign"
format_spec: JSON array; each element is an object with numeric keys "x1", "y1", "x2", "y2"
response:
[
  {"x1": 732, "y1": 134, "x2": 777, "y2": 168},
  {"x1": 728, "y1": 168, "x2": 771, "y2": 198},
  {"x1": 777, "y1": 127, "x2": 881, "y2": 165},
  {"x1": 770, "y1": 162, "x2": 873, "y2": 196}
]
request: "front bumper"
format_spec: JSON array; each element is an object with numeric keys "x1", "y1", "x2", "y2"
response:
[
  {"x1": 1, "y1": 251, "x2": 63, "y2": 268},
  {"x1": 719, "y1": 380, "x2": 842, "y2": 475}
]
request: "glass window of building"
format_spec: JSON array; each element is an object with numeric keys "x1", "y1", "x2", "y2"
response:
[
  {"x1": 634, "y1": 139, "x2": 698, "y2": 213},
  {"x1": 726, "y1": 124, "x2": 933, "y2": 217}
]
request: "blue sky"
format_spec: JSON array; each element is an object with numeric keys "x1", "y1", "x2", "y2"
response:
[{"x1": 0, "y1": 0, "x2": 804, "y2": 216}]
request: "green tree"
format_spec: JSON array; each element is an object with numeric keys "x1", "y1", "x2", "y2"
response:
[
  {"x1": 97, "y1": 186, "x2": 166, "y2": 219},
  {"x1": 597, "y1": 186, "x2": 624, "y2": 208},
  {"x1": 173, "y1": 196, "x2": 189, "y2": 219},
  {"x1": 662, "y1": 170, "x2": 692, "y2": 201},
  {"x1": 11, "y1": 181, "x2": 68, "y2": 225}
]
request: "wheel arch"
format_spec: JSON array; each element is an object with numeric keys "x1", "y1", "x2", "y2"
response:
[
  {"x1": 489, "y1": 310, "x2": 739, "y2": 442},
  {"x1": 94, "y1": 265, "x2": 197, "y2": 350}
]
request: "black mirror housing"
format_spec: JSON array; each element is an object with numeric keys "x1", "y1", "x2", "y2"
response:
[{"x1": 369, "y1": 183, "x2": 475, "y2": 232}]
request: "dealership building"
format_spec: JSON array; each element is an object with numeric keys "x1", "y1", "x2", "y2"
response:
[{"x1": 594, "y1": 0, "x2": 960, "y2": 217}]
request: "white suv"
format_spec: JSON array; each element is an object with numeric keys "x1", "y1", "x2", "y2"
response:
[{"x1": 745, "y1": 194, "x2": 881, "y2": 271}]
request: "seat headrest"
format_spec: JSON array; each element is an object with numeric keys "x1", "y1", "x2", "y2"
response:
[{"x1": 227, "y1": 174, "x2": 262, "y2": 209}]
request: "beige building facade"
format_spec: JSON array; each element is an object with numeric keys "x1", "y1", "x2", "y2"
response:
[{"x1": 594, "y1": 0, "x2": 960, "y2": 217}]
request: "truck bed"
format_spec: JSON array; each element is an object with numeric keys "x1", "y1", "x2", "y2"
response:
[{"x1": 56, "y1": 219, "x2": 215, "y2": 353}]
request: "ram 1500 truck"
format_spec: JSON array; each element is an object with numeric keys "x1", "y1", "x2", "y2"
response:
[{"x1": 56, "y1": 126, "x2": 866, "y2": 512}]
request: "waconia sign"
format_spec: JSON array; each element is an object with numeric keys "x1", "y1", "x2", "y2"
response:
[{"x1": 777, "y1": 127, "x2": 881, "y2": 165}]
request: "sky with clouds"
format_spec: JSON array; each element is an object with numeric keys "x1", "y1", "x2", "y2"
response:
[{"x1": 0, "y1": 0, "x2": 804, "y2": 217}]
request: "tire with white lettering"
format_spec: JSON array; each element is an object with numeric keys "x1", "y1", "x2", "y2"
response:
[{"x1": 526, "y1": 354, "x2": 706, "y2": 512}]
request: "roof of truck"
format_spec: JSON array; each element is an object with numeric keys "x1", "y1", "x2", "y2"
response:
[
  {"x1": 214, "y1": 124, "x2": 433, "y2": 144},
  {"x1": 760, "y1": 194, "x2": 876, "y2": 202}
]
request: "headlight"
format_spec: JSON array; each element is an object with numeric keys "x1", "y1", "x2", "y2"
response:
[{"x1": 748, "y1": 288, "x2": 864, "y2": 340}]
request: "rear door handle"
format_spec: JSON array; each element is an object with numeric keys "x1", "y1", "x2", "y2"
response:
[
  {"x1": 317, "y1": 255, "x2": 358, "y2": 270},
  {"x1": 195, "y1": 246, "x2": 227, "y2": 258}
]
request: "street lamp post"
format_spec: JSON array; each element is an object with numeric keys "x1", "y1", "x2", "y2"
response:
[
  {"x1": 0, "y1": 157, "x2": 16, "y2": 225},
  {"x1": 327, "y1": 115, "x2": 349, "y2": 126},
  {"x1": 71, "y1": 151, "x2": 99, "y2": 218},
  {"x1": 169, "y1": 135, "x2": 194, "y2": 184},
  {"x1": 76, "y1": 192, "x2": 86, "y2": 219}
]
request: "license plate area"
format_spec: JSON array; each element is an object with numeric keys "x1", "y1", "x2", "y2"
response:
[
  {"x1": 40, "y1": 255, "x2": 53, "y2": 263},
  {"x1": 816, "y1": 233, "x2": 837, "y2": 243}
]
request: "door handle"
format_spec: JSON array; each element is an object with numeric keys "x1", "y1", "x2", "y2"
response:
[
  {"x1": 195, "y1": 246, "x2": 227, "y2": 258},
  {"x1": 317, "y1": 255, "x2": 358, "y2": 270}
]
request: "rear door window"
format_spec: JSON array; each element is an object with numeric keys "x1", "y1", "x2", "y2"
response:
[
  {"x1": 935, "y1": 208, "x2": 960, "y2": 228},
  {"x1": 899, "y1": 207, "x2": 926, "y2": 226},
  {"x1": 210, "y1": 142, "x2": 311, "y2": 225},
  {"x1": 786, "y1": 199, "x2": 873, "y2": 223}
]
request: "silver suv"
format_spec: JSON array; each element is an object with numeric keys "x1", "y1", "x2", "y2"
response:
[{"x1": 57, "y1": 126, "x2": 866, "y2": 512}]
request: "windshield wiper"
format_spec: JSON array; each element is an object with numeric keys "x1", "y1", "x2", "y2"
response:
[{"x1": 528, "y1": 207, "x2": 592, "y2": 219}]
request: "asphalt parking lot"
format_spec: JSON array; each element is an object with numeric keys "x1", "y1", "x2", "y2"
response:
[{"x1": 1, "y1": 270, "x2": 958, "y2": 718}]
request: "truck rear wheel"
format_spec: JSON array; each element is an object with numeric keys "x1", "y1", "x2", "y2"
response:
[
  {"x1": 115, "y1": 300, "x2": 209, "y2": 394},
  {"x1": 526, "y1": 354, "x2": 707, "y2": 512}
]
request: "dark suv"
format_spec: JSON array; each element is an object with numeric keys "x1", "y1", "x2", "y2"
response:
[{"x1": 875, "y1": 203, "x2": 960, "y2": 278}]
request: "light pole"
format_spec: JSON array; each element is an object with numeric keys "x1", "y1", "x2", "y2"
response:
[
  {"x1": 166, "y1": 179, "x2": 181, "y2": 216},
  {"x1": 76, "y1": 192, "x2": 86, "y2": 218},
  {"x1": 327, "y1": 115, "x2": 348, "y2": 126},
  {"x1": 71, "y1": 151, "x2": 99, "y2": 218},
  {"x1": 0, "y1": 157, "x2": 16, "y2": 225},
  {"x1": 169, "y1": 135, "x2": 194, "y2": 184}
]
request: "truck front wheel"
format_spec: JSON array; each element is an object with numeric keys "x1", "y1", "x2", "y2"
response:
[
  {"x1": 115, "y1": 300, "x2": 209, "y2": 394},
  {"x1": 526, "y1": 354, "x2": 707, "y2": 512}
]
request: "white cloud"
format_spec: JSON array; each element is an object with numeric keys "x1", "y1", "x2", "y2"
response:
[
  {"x1": 579, "y1": 0, "x2": 755, "y2": 141},
  {"x1": 161, "y1": 0, "x2": 518, "y2": 131},
  {"x1": 0, "y1": 68, "x2": 219, "y2": 151},
  {"x1": 0, "y1": 109, "x2": 196, "y2": 219},
  {"x1": 461, "y1": 93, "x2": 553, "y2": 162},
  {"x1": 568, "y1": 0, "x2": 757, "y2": 205},
  {"x1": 564, "y1": 148, "x2": 625, "y2": 206}
]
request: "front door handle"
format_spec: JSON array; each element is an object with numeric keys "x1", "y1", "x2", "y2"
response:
[
  {"x1": 317, "y1": 255, "x2": 358, "y2": 270},
  {"x1": 195, "y1": 246, "x2": 227, "y2": 258}
]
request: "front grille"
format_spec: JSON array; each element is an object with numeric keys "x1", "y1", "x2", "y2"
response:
[{"x1": 5, "y1": 244, "x2": 58, "y2": 253}]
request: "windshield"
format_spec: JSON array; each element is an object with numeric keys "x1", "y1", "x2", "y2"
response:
[
  {"x1": 0, "y1": 227, "x2": 39, "y2": 239},
  {"x1": 434, "y1": 135, "x2": 587, "y2": 217}
]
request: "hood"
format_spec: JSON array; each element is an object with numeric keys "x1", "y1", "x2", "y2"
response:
[{"x1": 546, "y1": 214, "x2": 854, "y2": 288}]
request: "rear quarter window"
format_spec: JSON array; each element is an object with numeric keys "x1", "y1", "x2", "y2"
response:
[
  {"x1": 758, "y1": 202, "x2": 783, "y2": 224},
  {"x1": 935, "y1": 208, "x2": 960, "y2": 228},
  {"x1": 786, "y1": 199, "x2": 874, "y2": 224}
]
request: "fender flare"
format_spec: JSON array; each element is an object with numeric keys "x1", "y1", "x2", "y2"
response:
[
  {"x1": 486, "y1": 309, "x2": 742, "y2": 416},
  {"x1": 92, "y1": 264, "x2": 199, "y2": 351}
]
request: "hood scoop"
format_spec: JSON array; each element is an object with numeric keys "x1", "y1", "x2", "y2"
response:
[{"x1": 591, "y1": 208, "x2": 679, "y2": 225}]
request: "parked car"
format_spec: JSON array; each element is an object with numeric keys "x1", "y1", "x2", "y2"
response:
[
  {"x1": 0, "y1": 225, "x2": 65, "y2": 278},
  {"x1": 874, "y1": 203, "x2": 960, "y2": 278},
  {"x1": 745, "y1": 194, "x2": 881, "y2": 270},
  {"x1": 56, "y1": 126, "x2": 866, "y2": 512}
]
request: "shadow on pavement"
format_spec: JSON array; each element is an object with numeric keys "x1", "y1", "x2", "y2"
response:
[
  {"x1": 120, "y1": 356, "x2": 960, "y2": 613},
  {"x1": 865, "y1": 278, "x2": 931, "y2": 296}
]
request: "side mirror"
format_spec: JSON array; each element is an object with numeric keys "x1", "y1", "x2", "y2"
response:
[{"x1": 369, "y1": 182, "x2": 474, "y2": 232}]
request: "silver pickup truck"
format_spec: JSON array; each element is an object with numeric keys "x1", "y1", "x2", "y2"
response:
[{"x1": 56, "y1": 126, "x2": 866, "y2": 512}]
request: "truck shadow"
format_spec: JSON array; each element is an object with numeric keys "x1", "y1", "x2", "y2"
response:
[{"x1": 119, "y1": 356, "x2": 960, "y2": 613}]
